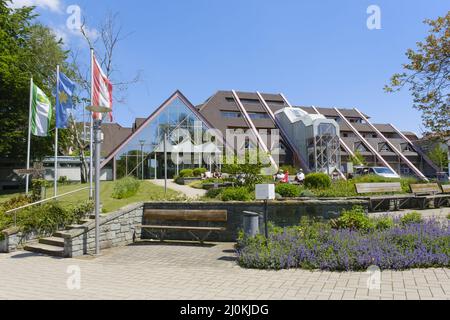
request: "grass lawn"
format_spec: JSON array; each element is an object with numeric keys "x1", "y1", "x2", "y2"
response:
[{"x1": 0, "y1": 181, "x2": 181, "y2": 213}]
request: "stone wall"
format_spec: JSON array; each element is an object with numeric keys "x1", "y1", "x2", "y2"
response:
[
  {"x1": 61, "y1": 203, "x2": 143, "y2": 257},
  {"x1": 143, "y1": 199, "x2": 368, "y2": 242},
  {"x1": 0, "y1": 228, "x2": 38, "y2": 253}
]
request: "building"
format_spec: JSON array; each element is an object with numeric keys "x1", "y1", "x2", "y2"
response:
[{"x1": 98, "y1": 90, "x2": 441, "y2": 181}]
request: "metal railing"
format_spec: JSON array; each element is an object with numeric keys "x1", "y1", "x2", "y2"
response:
[{"x1": 5, "y1": 187, "x2": 90, "y2": 226}]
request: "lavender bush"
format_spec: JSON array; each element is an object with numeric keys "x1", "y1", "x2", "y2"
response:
[{"x1": 237, "y1": 216, "x2": 450, "y2": 271}]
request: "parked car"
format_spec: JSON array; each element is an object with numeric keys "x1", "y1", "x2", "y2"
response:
[{"x1": 354, "y1": 166, "x2": 401, "y2": 179}]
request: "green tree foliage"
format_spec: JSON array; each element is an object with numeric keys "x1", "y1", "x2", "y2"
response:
[
  {"x1": 222, "y1": 152, "x2": 271, "y2": 187},
  {"x1": 428, "y1": 145, "x2": 449, "y2": 171},
  {"x1": 0, "y1": 1, "x2": 72, "y2": 161},
  {"x1": 385, "y1": 12, "x2": 450, "y2": 137},
  {"x1": 350, "y1": 151, "x2": 366, "y2": 166}
]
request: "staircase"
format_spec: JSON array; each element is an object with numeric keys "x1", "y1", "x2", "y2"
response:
[{"x1": 24, "y1": 219, "x2": 93, "y2": 258}]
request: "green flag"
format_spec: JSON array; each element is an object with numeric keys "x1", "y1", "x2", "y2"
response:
[{"x1": 31, "y1": 84, "x2": 53, "y2": 137}]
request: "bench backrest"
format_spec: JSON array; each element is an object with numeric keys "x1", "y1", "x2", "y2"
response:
[
  {"x1": 440, "y1": 184, "x2": 450, "y2": 194},
  {"x1": 355, "y1": 182, "x2": 403, "y2": 194},
  {"x1": 410, "y1": 183, "x2": 441, "y2": 195},
  {"x1": 144, "y1": 210, "x2": 228, "y2": 223}
]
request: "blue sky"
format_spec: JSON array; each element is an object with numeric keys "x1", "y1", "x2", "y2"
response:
[{"x1": 14, "y1": 0, "x2": 450, "y2": 135}]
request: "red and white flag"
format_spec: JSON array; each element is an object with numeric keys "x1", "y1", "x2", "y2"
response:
[{"x1": 92, "y1": 54, "x2": 113, "y2": 121}]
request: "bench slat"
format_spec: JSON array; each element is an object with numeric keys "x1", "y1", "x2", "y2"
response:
[
  {"x1": 441, "y1": 185, "x2": 450, "y2": 194},
  {"x1": 355, "y1": 183, "x2": 403, "y2": 194},
  {"x1": 410, "y1": 183, "x2": 441, "y2": 195},
  {"x1": 144, "y1": 210, "x2": 227, "y2": 222}
]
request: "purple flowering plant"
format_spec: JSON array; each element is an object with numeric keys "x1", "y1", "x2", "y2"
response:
[{"x1": 237, "y1": 208, "x2": 450, "y2": 271}]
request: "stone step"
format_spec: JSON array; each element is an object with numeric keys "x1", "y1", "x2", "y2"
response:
[
  {"x1": 39, "y1": 237, "x2": 65, "y2": 247},
  {"x1": 24, "y1": 243, "x2": 65, "y2": 258},
  {"x1": 66, "y1": 224, "x2": 86, "y2": 230},
  {"x1": 53, "y1": 231, "x2": 69, "y2": 238}
]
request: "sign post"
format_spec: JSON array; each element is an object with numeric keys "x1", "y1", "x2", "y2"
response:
[{"x1": 255, "y1": 184, "x2": 276, "y2": 239}]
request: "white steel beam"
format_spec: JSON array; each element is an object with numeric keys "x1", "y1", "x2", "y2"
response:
[
  {"x1": 390, "y1": 124, "x2": 440, "y2": 174},
  {"x1": 333, "y1": 108, "x2": 397, "y2": 173},
  {"x1": 231, "y1": 90, "x2": 279, "y2": 171},
  {"x1": 354, "y1": 109, "x2": 429, "y2": 181},
  {"x1": 256, "y1": 91, "x2": 310, "y2": 172}
]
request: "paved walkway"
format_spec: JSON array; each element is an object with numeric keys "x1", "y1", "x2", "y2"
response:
[
  {"x1": 370, "y1": 207, "x2": 450, "y2": 220},
  {"x1": 0, "y1": 242, "x2": 448, "y2": 300},
  {"x1": 152, "y1": 179, "x2": 207, "y2": 199}
]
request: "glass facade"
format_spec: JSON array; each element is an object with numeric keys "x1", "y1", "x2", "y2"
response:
[{"x1": 114, "y1": 96, "x2": 213, "y2": 180}]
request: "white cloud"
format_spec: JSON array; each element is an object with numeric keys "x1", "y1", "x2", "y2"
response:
[{"x1": 9, "y1": 0, "x2": 62, "y2": 13}]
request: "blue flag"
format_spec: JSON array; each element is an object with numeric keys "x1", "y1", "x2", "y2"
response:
[{"x1": 56, "y1": 71, "x2": 76, "y2": 129}]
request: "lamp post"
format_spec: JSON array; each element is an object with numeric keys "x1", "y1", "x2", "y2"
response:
[
  {"x1": 86, "y1": 105, "x2": 110, "y2": 256},
  {"x1": 139, "y1": 140, "x2": 146, "y2": 180}
]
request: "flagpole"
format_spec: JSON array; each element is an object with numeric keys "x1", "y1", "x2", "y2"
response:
[
  {"x1": 54, "y1": 65, "x2": 60, "y2": 197},
  {"x1": 89, "y1": 48, "x2": 94, "y2": 200},
  {"x1": 26, "y1": 77, "x2": 33, "y2": 195}
]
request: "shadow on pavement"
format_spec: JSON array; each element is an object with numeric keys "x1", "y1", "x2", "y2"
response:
[{"x1": 129, "y1": 240, "x2": 217, "y2": 248}]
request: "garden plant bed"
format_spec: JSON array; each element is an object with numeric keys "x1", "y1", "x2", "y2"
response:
[{"x1": 237, "y1": 209, "x2": 450, "y2": 271}]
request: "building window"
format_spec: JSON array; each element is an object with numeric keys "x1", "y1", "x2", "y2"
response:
[
  {"x1": 248, "y1": 112, "x2": 270, "y2": 120},
  {"x1": 221, "y1": 111, "x2": 242, "y2": 119}
]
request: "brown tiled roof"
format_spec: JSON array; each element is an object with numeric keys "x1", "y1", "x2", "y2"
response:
[
  {"x1": 101, "y1": 123, "x2": 132, "y2": 156},
  {"x1": 298, "y1": 106, "x2": 370, "y2": 119}
]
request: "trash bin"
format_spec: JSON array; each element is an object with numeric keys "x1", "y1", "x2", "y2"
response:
[{"x1": 243, "y1": 211, "x2": 261, "y2": 237}]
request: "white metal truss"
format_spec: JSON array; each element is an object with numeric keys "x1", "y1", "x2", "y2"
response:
[
  {"x1": 390, "y1": 123, "x2": 440, "y2": 174},
  {"x1": 279, "y1": 94, "x2": 345, "y2": 179},
  {"x1": 333, "y1": 108, "x2": 397, "y2": 174},
  {"x1": 256, "y1": 91, "x2": 310, "y2": 172},
  {"x1": 311, "y1": 106, "x2": 360, "y2": 162},
  {"x1": 231, "y1": 90, "x2": 279, "y2": 172},
  {"x1": 353, "y1": 109, "x2": 429, "y2": 181}
]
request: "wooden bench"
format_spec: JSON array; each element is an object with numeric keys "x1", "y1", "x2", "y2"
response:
[
  {"x1": 355, "y1": 183, "x2": 412, "y2": 212},
  {"x1": 410, "y1": 184, "x2": 450, "y2": 209},
  {"x1": 140, "y1": 210, "x2": 227, "y2": 244}
]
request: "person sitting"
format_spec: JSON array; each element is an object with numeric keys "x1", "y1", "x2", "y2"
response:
[
  {"x1": 295, "y1": 169, "x2": 305, "y2": 185},
  {"x1": 275, "y1": 170, "x2": 285, "y2": 182},
  {"x1": 282, "y1": 170, "x2": 290, "y2": 184}
]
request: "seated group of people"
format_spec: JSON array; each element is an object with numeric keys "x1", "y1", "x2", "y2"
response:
[
  {"x1": 274, "y1": 169, "x2": 305, "y2": 184},
  {"x1": 201, "y1": 171, "x2": 222, "y2": 180}
]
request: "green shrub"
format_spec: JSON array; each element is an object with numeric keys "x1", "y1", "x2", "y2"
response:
[
  {"x1": 332, "y1": 206, "x2": 374, "y2": 231},
  {"x1": 0, "y1": 195, "x2": 32, "y2": 212},
  {"x1": 206, "y1": 188, "x2": 224, "y2": 199},
  {"x1": 179, "y1": 169, "x2": 194, "y2": 178},
  {"x1": 58, "y1": 176, "x2": 69, "y2": 184},
  {"x1": 17, "y1": 201, "x2": 88, "y2": 236},
  {"x1": 447, "y1": 214, "x2": 450, "y2": 220},
  {"x1": 313, "y1": 180, "x2": 356, "y2": 198},
  {"x1": 193, "y1": 168, "x2": 207, "y2": 177},
  {"x1": 111, "y1": 177, "x2": 141, "y2": 199},
  {"x1": 304, "y1": 173, "x2": 332, "y2": 190},
  {"x1": 374, "y1": 216, "x2": 395, "y2": 230},
  {"x1": 400, "y1": 212, "x2": 423, "y2": 225},
  {"x1": 275, "y1": 184, "x2": 301, "y2": 198},
  {"x1": 221, "y1": 187, "x2": 253, "y2": 202}
]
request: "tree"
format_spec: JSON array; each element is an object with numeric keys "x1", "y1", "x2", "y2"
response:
[
  {"x1": 222, "y1": 152, "x2": 271, "y2": 187},
  {"x1": 65, "y1": 12, "x2": 141, "y2": 182},
  {"x1": 385, "y1": 12, "x2": 450, "y2": 137},
  {"x1": 351, "y1": 151, "x2": 366, "y2": 166},
  {"x1": 0, "y1": 2, "x2": 72, "y2": 162},
  {"x1": 428, "y1": 145, "x2": 449, "y2": 171}
]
